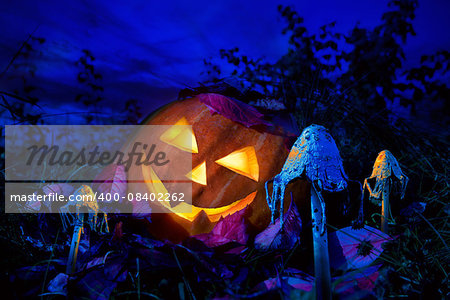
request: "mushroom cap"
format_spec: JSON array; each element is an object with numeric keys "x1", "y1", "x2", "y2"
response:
[
  {"x1": 369, "y1": 150, "x2": 405, "y2": 181},
  {"x1": 281, "y1": 124, "x2": 348, "y2": 192},
  {"x1": 365, "y1": 150, "x2": 409, "y2": 204}
]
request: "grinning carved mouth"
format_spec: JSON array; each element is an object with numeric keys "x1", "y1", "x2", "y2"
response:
[{"x1": 142, "y1": 164, "x2": 256, "y2": 222}]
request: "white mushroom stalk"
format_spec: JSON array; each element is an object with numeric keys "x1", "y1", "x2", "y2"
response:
[
  {"x1": 266, "y1": 124, "x2": 352, "y2": 300},
  {"x1": 60, "y1": 185, "x2": 109, "y2": 274},
  {"x1": 364, "y1": 150, "x2": 408, "y2": 233}
]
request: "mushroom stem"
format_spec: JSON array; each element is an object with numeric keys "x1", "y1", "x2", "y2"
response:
[
  {"x1": 66, "y1": 217, "x2": 83, "y2": 274},
  {"x1": 381, "y1": 180, "x2": 390, "y2": 233},
  {"x1": 311, "y1": 184, "x2": 331, "y2": 300}
]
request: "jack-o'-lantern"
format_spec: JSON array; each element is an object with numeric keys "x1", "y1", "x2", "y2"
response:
[{"x1": 126, "y1": 93, "x2": 308, "y2": 242}]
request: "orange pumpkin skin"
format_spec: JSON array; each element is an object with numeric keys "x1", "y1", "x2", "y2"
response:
[{"x1": 127, "y1": 95, "x2": 308, "y2": 241}]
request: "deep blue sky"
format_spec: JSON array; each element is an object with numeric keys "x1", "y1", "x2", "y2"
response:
[{"x1": 1, "y1": 0, "x2": 449, "y2": 121}]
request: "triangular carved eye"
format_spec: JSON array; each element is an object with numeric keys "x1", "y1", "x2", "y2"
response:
[
  {"x1": 186, "y1": 161, "x2": 207, "y2": 185},
  {"x1": 160, "y1": 117, "x2": 198, "y2": 153},
  {"x1": 142, "y1": 164, "x2": 168, "y2": 195},
  {"x1": 215, "y1": 146, "x2": 259, "y2": 181}
]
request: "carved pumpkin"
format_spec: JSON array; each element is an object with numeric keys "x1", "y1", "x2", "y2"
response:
[{"x1": 127, "y1": 93, "x2": 307, "y2": 241}]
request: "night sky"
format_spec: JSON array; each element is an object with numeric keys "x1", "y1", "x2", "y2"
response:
[{"x1": 1, "y1": 0, "x2": 449, "y2": 121}]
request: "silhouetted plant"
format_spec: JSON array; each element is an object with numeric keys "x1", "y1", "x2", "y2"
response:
[
  {"x1": 74, "y1": 49, "x2": 104, "y2": 123},
  {"x1": 0, "y1": 34, "x2": 46, "y2": 125},
  {"x1": 122, "y1": 98, "x2": 142, "y2": 124},
  {"x1": 203, "y1": 0, "x2": 448, "y2": 176},
  {"x1": 204, "y1": 1, "x2": 443, "y2": 129},
  {"x1": 403, "y1": 50, "x2": 450, "y2": 116}
]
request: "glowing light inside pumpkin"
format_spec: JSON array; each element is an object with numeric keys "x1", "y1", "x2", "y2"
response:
[
  {"x1": 215, "y1": 146, "x2": 259, "y2": 181},
  {"x1": 186, "y1": 161, "x2": 207, "y2": 186},
  {"x1": 142, "y1": 164, "x2": 256, "y2": 222},
  {"x1": 160, "y1": 117, "x2": 198, "y2": 153}
]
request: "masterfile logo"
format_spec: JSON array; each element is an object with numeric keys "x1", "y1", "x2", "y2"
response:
[{"x1": 4, "y1": 125, "x2": 192, "y2": 214}]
